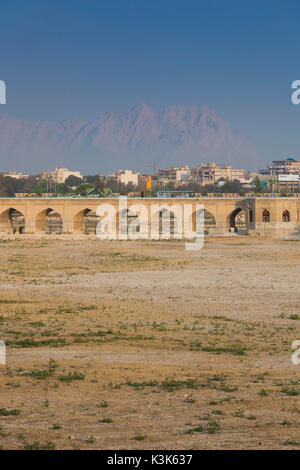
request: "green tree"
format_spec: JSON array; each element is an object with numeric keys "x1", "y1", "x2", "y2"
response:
[
  {"x1": 253, "y1": 177, "x2": 264, "y2": 193},
  {"x1": 65, "y1": 175, "x2": 83, "y2": 187},
  {"x1": 34, "y1": 179, "x2": 48, "y2": 195},
  {"x1": 56, "y1": 183, "x2": 70, "y2": 195},
  {"x1": 221, "y1": 179, "x2": 242, "y2": 193},
  {"x1": 76, "y1": 183, "x2": 95, "y2": 196},
  {"x1": 101, "y1": 187, "x2": 112, "y2": 197},
  {"x1": 0, "y1": 176, "x2": 14, "y2": 196}
]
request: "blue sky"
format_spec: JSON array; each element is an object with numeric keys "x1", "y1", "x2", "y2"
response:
[{"x1": 1, "y1": 0, "x2": 300, "y2": 167}]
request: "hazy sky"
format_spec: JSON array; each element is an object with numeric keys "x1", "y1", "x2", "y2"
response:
[{"x1": 1, "y1": 0, "x2": 300, "y2": 166}]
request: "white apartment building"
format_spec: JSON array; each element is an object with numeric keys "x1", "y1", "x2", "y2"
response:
[
  {"x1": 117, "y1": 169, "x2": 139, "y2": 186},
  {"x1": 41, "y1": 168, "x2": 83, "y2": 183},
  {"x1": 175, "y1": 165, "x2": 191, "y2": 182},
  {"x1": 192, "y1": 162, "x2": 246, "y2": 185},
  {"x1": 269, "y1": 158, "x2": 300, "y2": 177},
  {"x1": 277, "y1": 174, "x2": 300, "y2": 191},
  {"x1": 3, "y1": 171, "x2": 29, "y2": 179},
  {"x1": 158, "y1": 166, "x2": 191, "y2": 183}
]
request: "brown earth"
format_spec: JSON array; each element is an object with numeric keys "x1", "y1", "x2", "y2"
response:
[{"x1": 0, "y1": 235, "x2": 299, "y2": 449}]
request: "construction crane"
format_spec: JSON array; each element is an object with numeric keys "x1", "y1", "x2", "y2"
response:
[{"x1": 144, "y1": 163, "x2": 157, "y2": 175}]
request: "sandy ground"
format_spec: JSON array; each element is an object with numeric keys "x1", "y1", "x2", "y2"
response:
[{"x1": 0, "y1": 235, "x2": 299, "y2": 449}]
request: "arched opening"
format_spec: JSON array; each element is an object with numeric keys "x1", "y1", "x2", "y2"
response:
[
  {"x1": 74, "y1": 208, "x2": 91, "y2": 233},
  {"x1": 73, "y1": 208, "x2": 103, "y2": 234},
  {"x1": 228, "y1": 208, "x2": 246, "y2": 232},
  {"x1": 249, "y1": 209, "x2": 253, "y2": 223},
  {"x1": 159, "y1": 208, "x2": 178, "y2": 238},
  {"x1": 84, "y1": 209, "x2": 104, "y2": 235},
  {"x1": 192, "y1": 209, "x2": 216, "y2": 235},
  {"x1": 36, "y1": 208, "x2": 63, "y2": 234},
  {"x1": 203, "y1": 210, "x2": 216, "y2": 234},
  {"x1": 282, "y1": 210, "x2": 290, "y2": 222},
  {"x1": 262, "y1": 209, "x2": 270, "y2": 222},
  {"x1": 0, "y1": 208, "x2": 25, "y2": 234},
  {"x1": 119, "y1": 209, "x2": 140, "y2": 237}
]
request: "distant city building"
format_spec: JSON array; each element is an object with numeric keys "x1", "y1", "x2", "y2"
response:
[
  {"x1": 191, "y1": 162, "x2": 245, "y2": 185},
  {"x1": 260, "y1": 158, "x2": 300, "y2": 191},
  {"x1": 258, "y1": 168, "x2": 269, "y2": 176},
  {"x1": 105, "y1": 169, "x2": 141, "y2": 186},
  {"x1": 235, "y1": 176, "x2": 253, "y2": 188},
  {"x1": 277, "y1": 174, "x2": 300, "y2": 191},
  {"x1": 117, "y1": 169, "x2": 140, "y2": 186},
  {"x1": 158, "y1": 165, "x2": 191, "y2": 183},
  {"x1": 174, "y1": 165, "x2": 191, "y2": 182},
  {"x1": 41, "y1": 167, "x2": 83, "y2": 183},
  {"x1": 138, "y1": 174, "x2": 148, "y2": 188},
  {"x1": 105, "y1": 173, "x2": 118, "y2": 182},
  {"x1": 269, "y1": 158, "x2": 300, "y2": 177},
  {"x1": 248, "y1": 172, "x2": 267, "y2": 181},
  {"x1": 3, "y1": 171, "x2": 29, "y2": 179},
  {"x1": 278, "y1": 174, "x2": 300, "y2": 182}
]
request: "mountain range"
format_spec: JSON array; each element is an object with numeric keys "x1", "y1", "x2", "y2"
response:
[{"x1": 0, "y1": 103, "x2": 258, "y2": 173}]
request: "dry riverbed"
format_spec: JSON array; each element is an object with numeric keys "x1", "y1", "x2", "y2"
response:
[{"x1": 0, "y1": 235, "x2": 299, "y2": 449}]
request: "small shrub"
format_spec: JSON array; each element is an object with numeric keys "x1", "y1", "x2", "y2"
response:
[
  {"x1": 0, "y1": 408, "x2": 20, "y2": 416},
  {"x1": 59, "y1": 371, "x2": 85, "y2": 383},
  {"x1": 99, "y1": 401, "x2": 109, "y2": 408}
]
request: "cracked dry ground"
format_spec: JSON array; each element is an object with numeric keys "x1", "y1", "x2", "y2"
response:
[{"x1": 0, "y1": 236, "x2": 299, "y2": 449}]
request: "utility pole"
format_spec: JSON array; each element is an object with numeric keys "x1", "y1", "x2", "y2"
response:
[{"x1": 272, "y1": 178, "x2": 276, "y2": 197}]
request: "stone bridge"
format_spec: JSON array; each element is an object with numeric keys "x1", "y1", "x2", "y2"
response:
[{"x1": 0, "y1": 197, "x2": 300, "y2": 237}]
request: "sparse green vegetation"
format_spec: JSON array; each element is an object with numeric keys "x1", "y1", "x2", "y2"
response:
[
  {"x1": 0, "y1": 237, "x2": 299, "y2": 449},
  {"x1": 59, "y1": 371, "x2": 85, "y2": 382}
]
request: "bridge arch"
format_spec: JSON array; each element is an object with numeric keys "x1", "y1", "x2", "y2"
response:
[
  {"x1": 150, "y1": 204, "x2": 182, "y2": 239},
  {"x1": 228, "y1": 207, "x2": 246, "y2": 231},
  {"x1": 159, "y1": 207, "x2": 177, "y2": 238},
  {"x1": 84, "y1": 209, "x2": 106, "y2": 235},
  {"x1": 156, "y1": 205, "x2": 182, "y2": 239},
  {"x1": 0, "y1": 208, "x2": 25, "y2": 234},
  {"x1": 117, "y1": 208, "x2": 141, "y2": 238},
  {"x1": 74, "y1": 208, "x2": 93, "y2": 233},
  {"x1": 192, "y1": 209, "x2": 216, "y2": 235},
  {"x1": 36, "y1": 208, "x2": 63, "y2": 234}
]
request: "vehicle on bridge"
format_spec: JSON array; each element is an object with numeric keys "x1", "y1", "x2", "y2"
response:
[{"x1": 157, "y1": 190, "x2": 195, "y2": 198}]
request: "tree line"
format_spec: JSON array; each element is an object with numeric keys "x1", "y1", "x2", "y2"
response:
[{"x1": 0, "y1": 173, "x2": 291, "y2": 197}]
